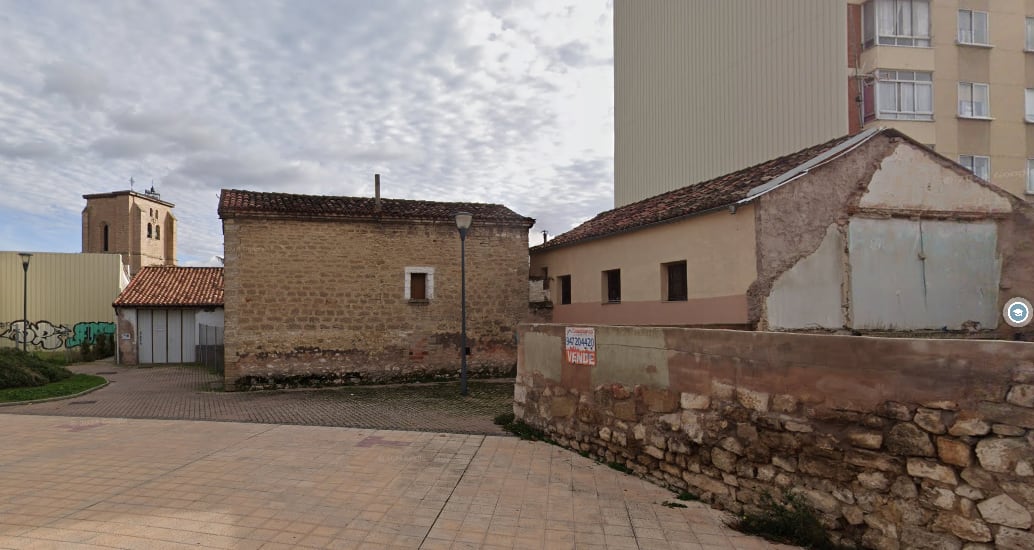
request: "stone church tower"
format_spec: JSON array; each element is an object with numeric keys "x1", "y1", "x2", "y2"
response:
[{"x1": 82, "y1": 186, "x2": 176, "y2": 277}]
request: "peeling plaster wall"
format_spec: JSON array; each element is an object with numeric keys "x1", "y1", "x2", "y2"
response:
[{"x1": 766, "y1": 224, "x2": 845, "y2": 330}]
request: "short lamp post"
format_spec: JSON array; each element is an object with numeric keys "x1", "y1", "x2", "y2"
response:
[
  {"x1": 18, "y1": 253, "x2": 31, "y2": 352},
  {"x1": 454, "y1": 212, "x2": 473, "y2": 396}
]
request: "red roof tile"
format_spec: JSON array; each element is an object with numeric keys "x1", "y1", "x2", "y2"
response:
[
  {"x1": 534, "y1": 133, "x2": 863, "y2": 251},
  {"x1": 114, "y1": 267, "x2": 223, "y2": 308},
  {"x1": 218, "y1": 189, "x2": 534, "y2": 227}
]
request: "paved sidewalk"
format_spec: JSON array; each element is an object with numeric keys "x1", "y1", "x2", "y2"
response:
[
  {"x1": 0, "y1": 362, "x2": 512, "y2": 435},
  {"x1": 0, "y1": 415, "x2": 795, "y2": 550}
]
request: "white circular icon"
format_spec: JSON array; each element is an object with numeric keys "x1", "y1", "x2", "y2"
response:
[{"x1": 1003, "y1": 297, "x2": 1032, "y2": 328}]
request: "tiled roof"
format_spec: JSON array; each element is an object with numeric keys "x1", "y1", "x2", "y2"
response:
[
  {"x1": 114, "y1": 267, "x2": 223, "y2": 308},
  {"x1": 218, "y1": 189, "x2": 535, "y2": 226},
  {"x1": 534, "y1": 132, "x2": 867, "y2": 251}
]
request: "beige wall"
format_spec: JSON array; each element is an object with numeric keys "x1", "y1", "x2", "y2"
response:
[
  {"x1": 858, "y1": 0, "x2": 1033, "y2": 199},
  {"x1": 530, "y1": 205, "x2": 757, "y2": 326},
  {"x1": 82, "y1": 192, "x2": 176, "y2": 276},
  {"x1": 614, "y1": 0, "x2": 848, "y2": 207},
  {"x1": 0, "y1": 252, "x2": 122, "y2": 351},
  {"x1": 223, "y1": 217, "x2": 531, "y2": 389}
]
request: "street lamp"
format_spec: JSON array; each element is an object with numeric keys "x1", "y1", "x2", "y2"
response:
[
  {"x1": 18, "y1": 253, "x2": 31, "y2": 352},
  {"x1": 454, "y1": 212, "x2": 473, "y2": 396}
]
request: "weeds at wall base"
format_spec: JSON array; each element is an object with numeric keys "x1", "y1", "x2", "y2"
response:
[{"x1": 725, "y1": 492, "x2": 847, "y2": 550}]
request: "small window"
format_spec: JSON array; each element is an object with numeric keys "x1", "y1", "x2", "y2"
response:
[
  {"x1": 558, "y1": 275, "x2": 572, "y2": 305},
  {"x1": 410, "y1": 273, "x2": 426, "y2": 300},
  {"x1": 147, "y1": 223, "x2": 153, "y2": 238},
  {"x1": 1027, "y1": 159, "x2": 1034, "y2": 195},
  {"x1": 149, "y1": 208, "x2": 153, "y2": 217},
  {"x1": 662, "y1": 261, "x2": 688, "y2": 302},
  {"x1": 155, "y1": 225, "x2": 160, "y2": 240},
  {"x1": 404, "y1": 267, "x2": 434, "y2": 301},
  {"x1": 102, "y1": 224, "x2": 109, "y2": 252},
  {"x1": 957, "y1": 10, "x2": 988, "y2": 45},
  {"x1": 959, "y1": 155, "x2": 990, "y2": 181},
  {"x1": 1026, "y1": 89, "x2": 1034, "y2": 122},
  {"x1": 958, "y1": 82, "x2": 990, "y2": 118},
  {"x1": 1027, "y1": 17, "x2": 1034, "y2": 51},
  {"x1": 603, "y1": 269, "x2": 621, "y2": 304}
]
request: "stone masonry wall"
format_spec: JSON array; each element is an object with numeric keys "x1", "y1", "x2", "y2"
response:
[
  {"x1": 223, "y1": 217, "x2": 529, "y2": 390},
  {"x1": 515, "y1": 324, "x2": 1034, "y2": 549}
]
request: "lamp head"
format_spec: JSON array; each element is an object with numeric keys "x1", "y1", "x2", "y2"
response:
[
  {"x1": 454, "y1": 212, "x2": 473, "y2": 231},
  {"x1": 18, "y1": 253, "x2": 31, "y2": 268}
]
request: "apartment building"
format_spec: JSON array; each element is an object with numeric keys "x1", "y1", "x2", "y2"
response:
[{"x1": 615, "y1": 0, "x2": 1034, "y2": 206}]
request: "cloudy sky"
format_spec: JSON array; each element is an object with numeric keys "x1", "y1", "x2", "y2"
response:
[{"x1": 0, "y1": 0, "x2": 614, "y2": 265}]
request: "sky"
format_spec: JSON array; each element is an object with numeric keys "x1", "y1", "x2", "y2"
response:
[{"x1": 0, "y1": 0, "x2": 614, "y2": 266}]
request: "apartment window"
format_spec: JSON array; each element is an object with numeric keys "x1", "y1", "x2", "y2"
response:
[
  {"x1": 958, "y1": 82, "x2": 990, "y2": 118},
  {"x1": 102, "y1": 224, "x2": 109, "y2": 252},
  {"x1": 404, "y1": 267, "x2": 434, "y2": 301},
  {"x1": 959, "y1": 155, "x2": 990, "y2": 181},
  {"x1": 1027, "y1": 160, "x2": 1034, "y2": 194},
  {"x1": 1026, "y1": 89, "x2": 1034, "y2": 122},
  {"x1": 862, "y1": 0, "x2": 931, "y2": 49},
  {"x1": 602, "y1": 269, "x2": 621, "y2": 304},
  {"x1": 558, "y1": 275, "x2": 572, "y2": 305},
  {"x1": 957, "y1": 10, "x2": 989, "y2": 45},
  {"x1": 871, "y1": 70, "x2": 933, "y2": 121},
  {"x1": 1027, "y1": 17, "x2": 1034, "y2": 51},
  {"x1": 662, "y1": 261, "x2": 688, "y2": 302}
]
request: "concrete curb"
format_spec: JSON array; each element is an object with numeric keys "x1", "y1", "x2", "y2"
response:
[{"x1": 0, "y1": 378, "x2": 110, "y2": 407}]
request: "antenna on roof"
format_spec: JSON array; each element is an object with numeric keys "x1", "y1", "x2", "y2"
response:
[
  {"x1": 374, "y1": 173, "x2": 382, "y2": 213},
  {"x1": 542, "y1": 230, "x2": 548, "y2": 244},
  {"x1": 129, "y1": 176, "x2": 135, "y2": 191}
]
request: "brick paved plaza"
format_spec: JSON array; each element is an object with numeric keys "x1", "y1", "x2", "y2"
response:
[
  {"x1": 0, "y1": 362, "x2": 511, "y2": 435},
  {"x1": 0, "y1": 363, "x2": 795, "y2": 549}
]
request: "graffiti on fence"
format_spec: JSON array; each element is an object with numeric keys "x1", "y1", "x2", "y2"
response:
[
  {"x1": 0, "y1": 320, "x2": 115, "y2": 350},
  {"x1": 65, "y1": 321, "x2": 116, "y2": 348}
]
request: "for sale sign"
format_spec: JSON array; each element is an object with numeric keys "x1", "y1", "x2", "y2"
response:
[{"x1": 564, "y1": 327, "x2": 596, "y2": 366}]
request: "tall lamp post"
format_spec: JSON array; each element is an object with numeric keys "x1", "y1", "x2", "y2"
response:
[
  {"x1": 454, "y1": 212, "x2": 473, "y2": 396},
  {"x1": 18, "y1": 253, "x2": 31, "y2": 352}
]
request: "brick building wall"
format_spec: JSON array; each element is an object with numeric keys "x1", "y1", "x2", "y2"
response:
[{"x1": 223, "y1": 216, "x2": 531, "y2": 390}]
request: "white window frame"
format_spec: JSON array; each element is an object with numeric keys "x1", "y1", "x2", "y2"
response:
[
  {"x1": 1027, "y1": 17, "x2": 1034, "y2": 52},
  {"x1": 403, "y1": 267, "x2": 434, "y2": 300},
  {"x1": 958, "y1": 82, "x2": 991, "y2": 119},
  {"x1": 1026, "y1": 89, "x2": 1034, "y2": 123},
  {"x1": 1027, "y1": 159, "x2": 1034, "y2": 194},
  {"x1": 872, "y1": 70, "x2": 933, "y2": 121},
  {"x1": 957, "y1": 10, "x2": 989, "y2": 46},
  {"x1": 862, "y1": 0, "x2": 931, "y2": 49},
  {"x1": 959, "y1": 155, "x2": 990, "y2": 181}
]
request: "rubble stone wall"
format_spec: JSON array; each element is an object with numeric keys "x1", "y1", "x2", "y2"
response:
[{"x1": 515, "y1": 324, "x2": 1034, "y2": 549}]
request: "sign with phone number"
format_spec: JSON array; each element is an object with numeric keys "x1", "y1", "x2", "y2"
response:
[{"x1": 565, "y1": 327, "x2": 596, "y2": 366}]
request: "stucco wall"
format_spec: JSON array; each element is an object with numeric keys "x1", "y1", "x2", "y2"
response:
[
  {"x1": 223, "y1": 217, "x2": 530, "y2": 389},
  {"x1": 516, "y1": 323, "x2": 1034, "y2": 549},
  {"x1": 530, "y1": 204, "x2": 757, "y2": 327}
]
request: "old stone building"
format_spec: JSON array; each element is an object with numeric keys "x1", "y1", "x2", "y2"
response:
[
  {"x1": 218, "y1": 188, "x2": 534, "y2": 390},
  {"x1": 82, "y1": 187, "x2": 176, "y2": 277}
]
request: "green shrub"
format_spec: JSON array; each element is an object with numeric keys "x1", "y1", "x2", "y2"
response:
[
  {"x1": 0, "y1": 348, "x2": 74, "y2": 389},
  {"x1": 80, "y1": 340, "x2": 92, "y2": 361},
  {"x1": 727, "y1": 491, "x2": 844, "y2": 550}
]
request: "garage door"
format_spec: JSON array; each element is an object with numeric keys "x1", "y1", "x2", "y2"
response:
[{"x1": 137, "y1": 309, "x2": 197, "y2": 364}]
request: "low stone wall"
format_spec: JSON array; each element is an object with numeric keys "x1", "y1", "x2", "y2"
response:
[{"x1": 515, "y1": 324, "x2": 1034, "y2": 549}]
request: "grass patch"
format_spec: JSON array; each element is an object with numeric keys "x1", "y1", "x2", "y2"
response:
[
  {"x1": 0, "y1": 374, "x2": 106, "y2": 403},
  {"x1": 726, "y1": 492, "x2": 845, "y2": 550},
  {"x1": 0, "y1": 348, "x2": 73, "y2": 389},
  {"x1": 662, "y1": 501, "x2": 688, "y2": 508},
  {"x1": 676, "y1": 490, "x2": 699, "y2": 501},
  {"x1": 607, "y1": 461, "x2": 632, "y2": 474}
]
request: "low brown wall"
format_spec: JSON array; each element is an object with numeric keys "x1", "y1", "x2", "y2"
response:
[{"x1": 515, "y1": 324, "x2": 1034, "y2": 549}]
